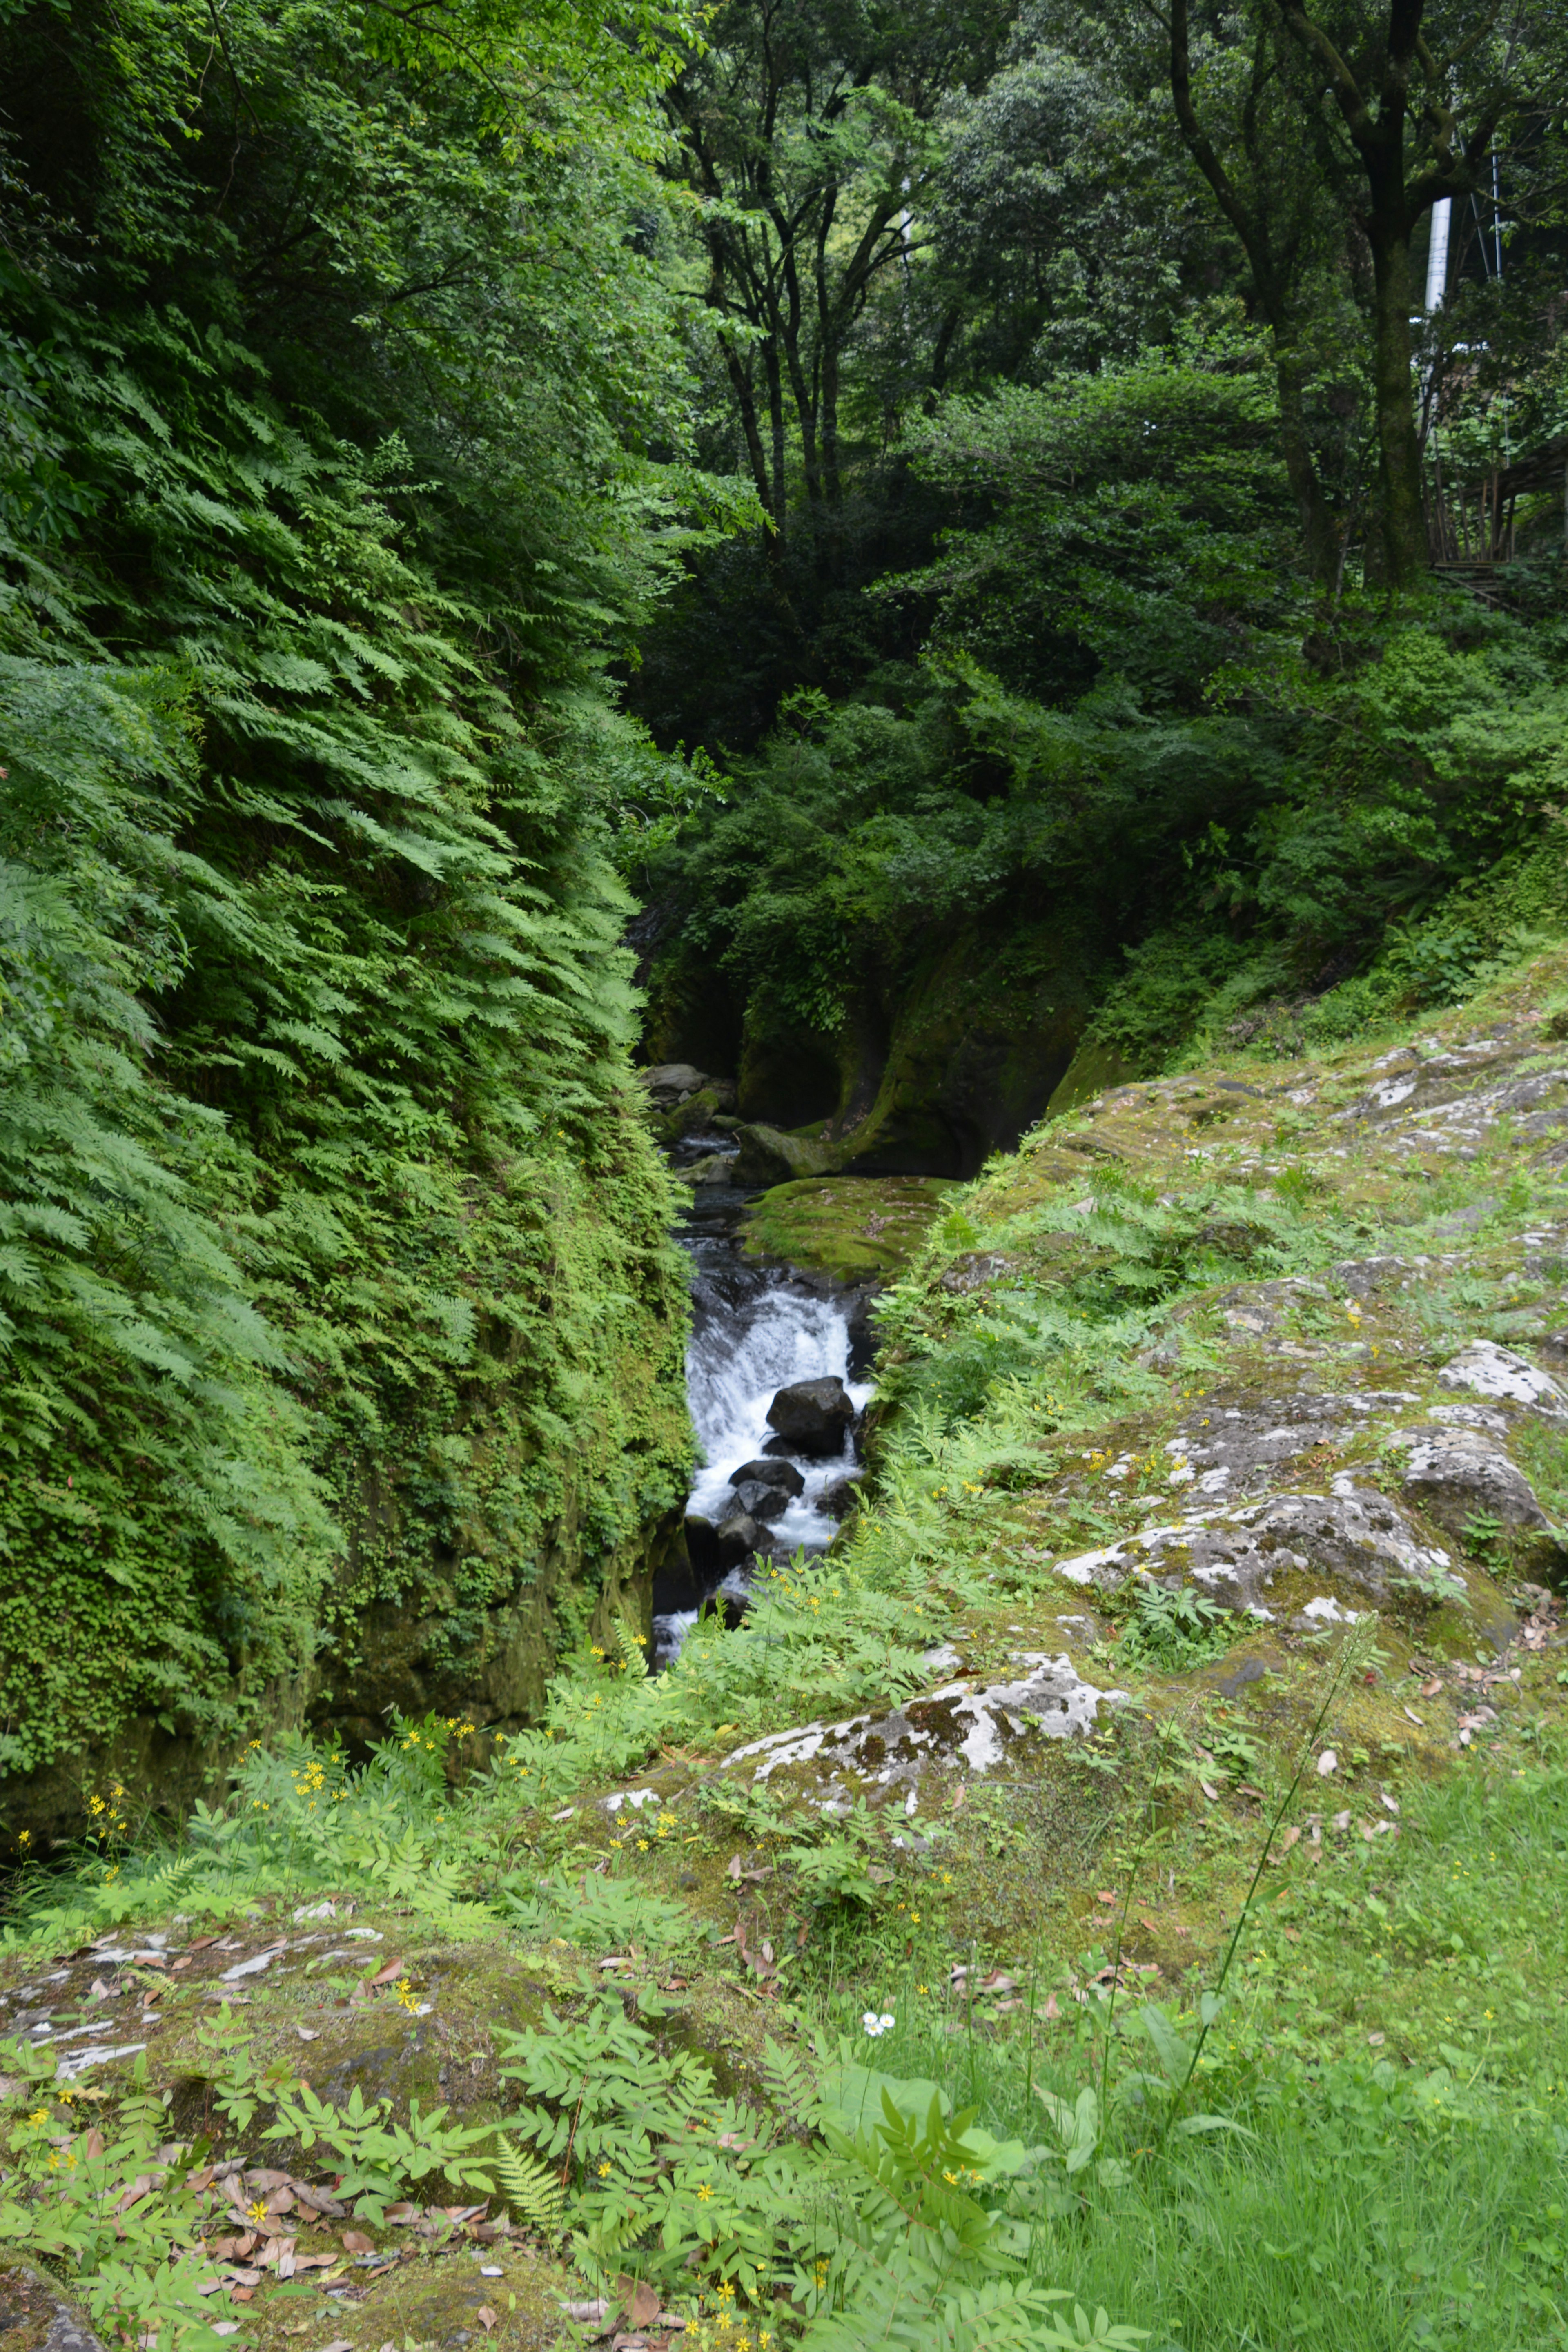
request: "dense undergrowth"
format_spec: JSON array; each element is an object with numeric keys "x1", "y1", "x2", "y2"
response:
[
  {"x1": 0, "y1": 0, "x2": 715, "y2": 1798},
  {"x1": 9, "y1": 962, "x2": 1568, "y2": 2350},
  {"x1": 4, "y1": 1674, "x2": 1566, "y2": 2352}
]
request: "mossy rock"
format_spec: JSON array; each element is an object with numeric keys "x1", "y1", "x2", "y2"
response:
[
  {"x1": 0, "y1": 2258, "x2": 105, "y2": 2352},
  {"x1": 742, "y1": 1176, "x2": 957, "y2": 1281}
]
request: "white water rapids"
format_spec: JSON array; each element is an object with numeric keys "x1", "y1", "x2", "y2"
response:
[{"x1": 654, "y1": 1252, "x2": 873, "y2": 1664}]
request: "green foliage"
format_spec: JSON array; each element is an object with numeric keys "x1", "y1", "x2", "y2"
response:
[{"x1": 0, "y1": 0, "x2": 711, "y2": 1784}]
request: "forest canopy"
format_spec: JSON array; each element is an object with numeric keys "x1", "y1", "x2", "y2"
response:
[{"x1": 629, "y1": 0, "x2": 1568, "y2": 1125}]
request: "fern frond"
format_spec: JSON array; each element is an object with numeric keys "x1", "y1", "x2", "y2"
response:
[{"x1": 492, "y1": 2129, "x2": 566, "y2": 2238}]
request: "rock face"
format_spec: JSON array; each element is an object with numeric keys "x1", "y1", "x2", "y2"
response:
[
  {"x1": 0, "y1": 2256, "x2": 108, "y2": 2352},
  {"x1": 766, "y1": 1376, "x2": 855, "y2": 1456},
  {"x1": 1438, "y1": 1339, "x2": 1568, "y2": 1417},
  {"x1": 722, "y1": 1655, "x2": 1126, "y2": 1795},
  {"x1": 1055, "y1": 1483, "x2": 1458, "y2": 1626},
  {"x1": 1400, "y1": 1424, "x2": 1551, "y2": 1539},
  {"x1": 641, "y1": 1062, "x2": 737, "y2": 1112},
  {"x1": 682, "y1": 1152, "x2": 735, "y2": 1186}
]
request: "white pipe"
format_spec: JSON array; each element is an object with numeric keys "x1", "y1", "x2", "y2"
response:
[{"x1": 1425, "y1": 198, "x2": 1451, "y2": 310}]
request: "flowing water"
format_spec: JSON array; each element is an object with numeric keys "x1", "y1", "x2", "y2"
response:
[{"x1": 654, "y1": 1139, "x2": 873, "y2": 1665}]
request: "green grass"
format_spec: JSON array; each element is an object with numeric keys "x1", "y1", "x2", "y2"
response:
[{"x1": 798, "y1": 1757, "x2": 1568, "y2": 2351}]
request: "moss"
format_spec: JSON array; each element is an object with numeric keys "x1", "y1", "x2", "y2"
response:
[{"x1": 741, "y1": 1177, "x2": 957, "y2": 1282}]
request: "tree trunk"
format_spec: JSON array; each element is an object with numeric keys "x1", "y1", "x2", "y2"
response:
[
  {"x1": 1274, "y1": 343, "x2": 1343, "y2": 586},
  {"x1": 1365, "y1": 214, "x2": 1428, "y2": 582}
]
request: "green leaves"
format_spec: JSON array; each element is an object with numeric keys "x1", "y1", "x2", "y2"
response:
[{"x1": 0, "y1": 0, "x2": 707, "y2": 1780}]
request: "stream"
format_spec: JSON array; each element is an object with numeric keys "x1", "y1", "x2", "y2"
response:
[{"x1": 653, "y1": 1127, "x2": 874, "y2": 1666}]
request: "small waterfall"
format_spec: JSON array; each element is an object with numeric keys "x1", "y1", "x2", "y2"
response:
[
  {"x1": 686, "y1": 1261, "x2": 871, "y2": 1531},
  {"x1": 653, "y1": 1238, "x2": 873, "y2": 1665}
]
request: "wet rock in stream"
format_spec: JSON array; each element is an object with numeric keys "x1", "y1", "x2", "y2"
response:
[{"x1": 765, "y1": 1374, "x2": 856, "y2": 1455}]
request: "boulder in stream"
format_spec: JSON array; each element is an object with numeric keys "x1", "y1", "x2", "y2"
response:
[
  {"x1": 766, "y1": 1375, "x2": 855, "y2": 1456},
  {"x1": 819, "y1": 1474, "x2": 862, "y2": 1522},
  {"x1": 715, "y1": 1508, "x2": 765, "y2": 1564},
  {"x1": 731, "y1": 1478, "x2": 791, "y2": 1523},
  {"x1": 733, "y1": 1122, "x2": 837, "y2": 1185},
  {"x1": 729, "y1": 1457, "x2": 806, "y2": 1497}
]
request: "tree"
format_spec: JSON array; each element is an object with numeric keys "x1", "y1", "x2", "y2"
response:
[
  {"x1": 1157, "y1": 0, "x2": 1546, "y2": 583},
  {"x1": 664, "y1": 0, "x2": 1006, "y2": 570}
]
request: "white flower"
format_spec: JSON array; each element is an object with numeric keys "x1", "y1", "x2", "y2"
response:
[{"x1": 862, "y1": 2011, "x2": 895, "y2": 2037}]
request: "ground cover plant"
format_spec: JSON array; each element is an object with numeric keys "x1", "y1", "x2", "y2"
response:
[{"x1": 8, "y1": 957, "x2": 1568, "y2": 2350}]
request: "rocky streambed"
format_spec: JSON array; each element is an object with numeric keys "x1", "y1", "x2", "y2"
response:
[{"x1": 650, "y1": 1076, "x2": 881, "y2": 1665}]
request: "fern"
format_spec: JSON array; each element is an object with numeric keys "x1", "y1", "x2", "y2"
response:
[
  {"x1": 491, "y1": 2131, "x2": 566, "y2": 2240},
  {"x1": 0, "y1": 0, "x2": 704, "y2": 1799}
]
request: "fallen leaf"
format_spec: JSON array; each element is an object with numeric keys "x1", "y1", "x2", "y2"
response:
[
  {"x1": 342, "y1": 2230, "x2": 375, "y2": 2255},
  {"x1": 1315, "y1": 1750, "x2": 1338, "y2": 1777},
  {"x1": 1094, "y1": 1891, "x2": 1117, "y2": 1906},
  {"x1": 288, "y1": 2181, "x2": 347, "y2": 2217},
  {"x1": 1329, "y1": 1810, "x2": 1352, "y2": 1831},
  {"x1": 1367, "y1": 2032, "x2": 1386, "y2": 2047},
  {"x1": 1381, "y1": 1793, "x2": 1400, "y2": 1814},
  {"x1": 320, "y1": 2338, "x2": 356, "y2": 2352},
  {"x1": 619, "y1": 2281, "x2": 660, "y2": 2329},
  {"x1": 88, "y1": 1978, "x2": 114, "y2": 2002},
  {"x1": 1199, "y1": 1779, "x2": 1219, "y2": 1802},
  {"x1": 1042, "y1": 1993, "x2": 1062, "y2": 2021},
  {"x1": 563, "y1": 2303, "x2": 610, "y2": 2325},
  {"x1": 295, "y1": 2026, "x2": 320, "y2": 2042},
  {"x1": 1420, "y1": 1677, "x2": 1442, "y2": 1697},
  {"x1": 227, "y1": 2287, "x2": 254, "y2": 2305},
  {"x1": 85, "y1": 2127, "x2": 105, "y2": 2160},
  {"x1": 1403, "y1": 1707, "x2": 1425, "y2": 1726},
  {"x1": 476, "y1": 2308, "x2": 498, "y2": 2334}
]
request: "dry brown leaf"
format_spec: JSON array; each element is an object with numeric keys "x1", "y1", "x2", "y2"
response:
[
  {"x1": 341, "y1": 2229, "x2": 375, "y2": 2255},
  {"x1": 618, "y1": 2280, "x2": 660, "y2": 2328},
  {"x1": 476, "y1": 2308, "x2": 498, "y2": 2334}
]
